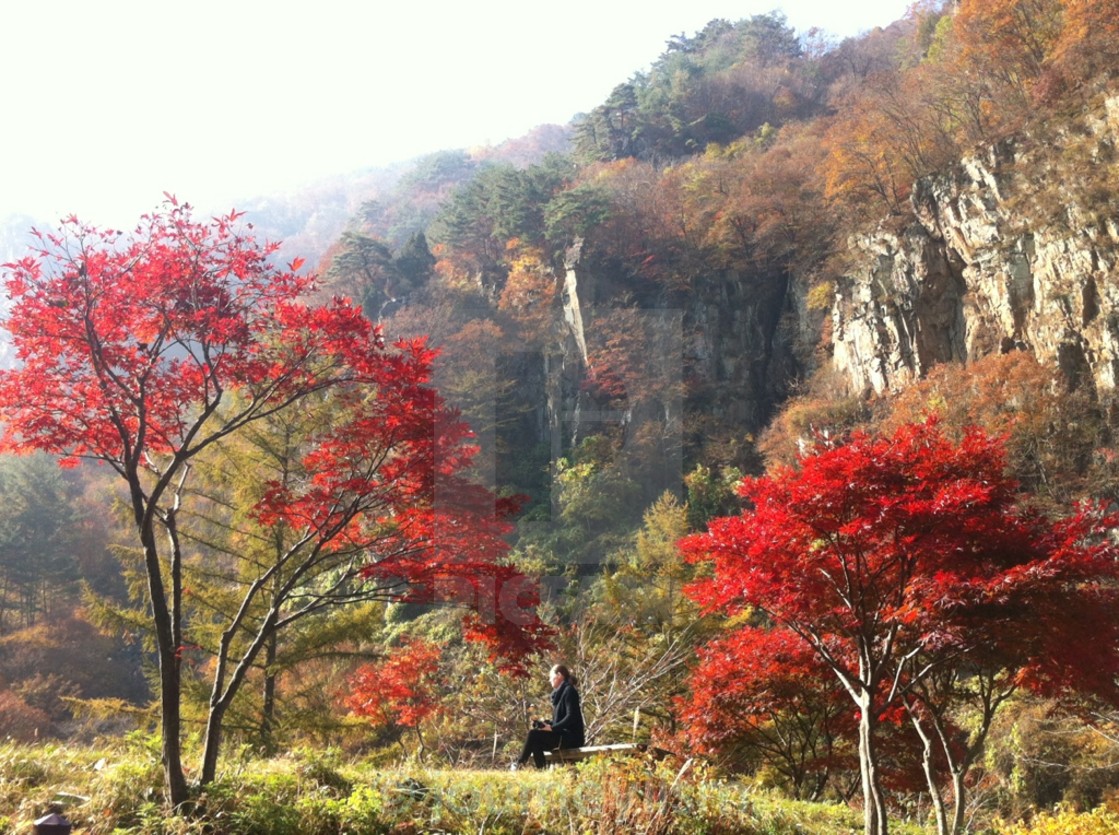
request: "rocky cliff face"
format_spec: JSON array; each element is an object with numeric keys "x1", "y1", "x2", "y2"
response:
[
  {"x1": 559, "y1": 247, "x2": 804, "y2": 449},
  {"x1": 832, "y1": 97, "x2": 1119, "y2": 396},
  {"x1": 682, "y1": 268, "x2": 802, "y2": 429}
]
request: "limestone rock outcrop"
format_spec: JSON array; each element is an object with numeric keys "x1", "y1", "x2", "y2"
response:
[{"x1": 833, "y1": 98, "x2": 1119, "y2": 396}]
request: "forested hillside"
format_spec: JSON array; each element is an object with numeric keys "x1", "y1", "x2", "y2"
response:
[
  {"x1": 322, "y1": 0, "x2": 1119, "y2": 513},
  {"x1": 4, "y1": 1, "x2": 1119, "y2": 833},
  {"x1": 310, "y1": 0, "x2": 1119, "y2": 829}
]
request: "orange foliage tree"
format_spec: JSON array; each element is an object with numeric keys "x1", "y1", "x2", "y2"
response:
[
  {"x1": 674, "y1": 127, "x2": 832, "y2": 272},
  {"x1": 1045, "y1": 0, "x2": 1119, "y2": 95},
  {"x1": 824, "y1": 62, "x2": 962, "y2": 223},
  {"x1": 822, "y1": 0, "x2": 1119, "y2": 230},
  {"x1": 877, "y1": 353, "x2": 1108, "y2": 505},
  {"x1": 345, "y1": 638, "x2": 444, "y2": 759},
  {"x1": 951, "y1": 0, "x2": 1062, "y2": 95},
  {"x1": 497, "y1": 242, "x2": 558, "y2": 343}
]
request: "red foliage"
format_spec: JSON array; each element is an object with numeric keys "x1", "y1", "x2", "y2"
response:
[
  {"x1": 0, "y1": 204, "x2": 551, "y2": 673},
  {"x1": 680, "y1": 624, "x2": 856, "y2": 797},
  {"x1": 345, "y1": 638, "x2": 443, "y2": 729},
  {"x1": 682, "y1": 419, "x2": 1119, "y2": 824},
  {"x1": 683, "y1": 420, "x2": 1119, "y2": 706},
  {"x1": 0, "y1": 203, "x2": 552, "y2": 801}
]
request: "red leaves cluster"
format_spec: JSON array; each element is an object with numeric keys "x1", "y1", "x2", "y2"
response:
[
  {"x1": 345, "y1": 638, "x2": 443, "y2": 728},
  {"x1": 679, "y1": 625, "x2": 855, "y2": 794},
  {"x1": 681, "y1": 419, "x2": 1119, "y2": 805},
  {"x1": 0, "y1": 205, "x2": 312, "y2": 459},
  {"x1": 683, "y1": 420, "x2": 1119, "y2": 705}
]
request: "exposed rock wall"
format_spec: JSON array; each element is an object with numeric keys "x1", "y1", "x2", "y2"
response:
[
  {"x1": 558, "y1": 250, "x2": 803, "y2": 444},
  {"x1": 833, "y1": 99, "x2": 1119, "y2": 396},
  {"x1": 684, "y1": 268, "x2": 801, "y2": 429}
]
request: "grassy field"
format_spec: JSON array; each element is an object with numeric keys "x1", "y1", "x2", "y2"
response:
[
  {"x1": 0, "y1": 738, "x2": 890, "y2": 834},
  {"x1": 0, "y1": 738, "x2": 1107, "y2": 834}
]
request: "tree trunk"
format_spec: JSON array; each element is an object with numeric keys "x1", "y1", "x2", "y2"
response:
[
  {"x1": 141, "y1": 528, "x2": 189, "y2": 807},
  {"x1": 951, "y1": 770, "x2": 967, "y2": 835},
  {"x1": 132, "y1": 471, "x2": 190, "y2": 809},
  {"x1": 857, "y1": 695, "x2": 889, "y2": 835},
  {"x1": 200, "y1": 702, "x2": 226, "y2": 786},
  {"x1": 200, "y1": 606, "x2": 281, "y2": 786},
  {"x1": 157, "y1": 644, "x2": 189, "y2": 807},
  {"x1": 910, "y1": 709, "x2": 949, "y2": 835},
  {"x1": 260, "y1": 634, "x2": 278, "y2": 755}
]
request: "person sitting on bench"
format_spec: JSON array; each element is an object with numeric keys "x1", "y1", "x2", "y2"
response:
[{"x1": 512, "y1": 664, "x2": 585, "y2": 769}]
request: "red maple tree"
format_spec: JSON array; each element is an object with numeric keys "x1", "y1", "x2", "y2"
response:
[
  {"x1": 346, "y1": 638, "x2": 443, "y2": 759},
  {"x1": 682, "y1": 420, "x2": 1119, "y2": 835},
  {"x1": 679, "y1": 624, "x2": 856, "y2": 800},
  {"x1": 0, "y1": 201, "x2": 549, "y2": 805}
]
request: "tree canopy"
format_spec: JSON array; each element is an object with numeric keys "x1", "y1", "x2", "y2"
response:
[
  {"x1": 683, "y1": 420, "x2": 1119, "y2": 835},
  {"x1": 0, "y1": 201, "x2": 549, "y2": 804}
]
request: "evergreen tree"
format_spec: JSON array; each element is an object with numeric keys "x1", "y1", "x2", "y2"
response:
[{"x1": 0, "y1": 455, "x2": 84, "y2": 632}]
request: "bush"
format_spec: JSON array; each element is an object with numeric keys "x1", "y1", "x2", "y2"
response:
[
  {"x1": 0, "y1": 691, "x2": 51, "y2": 742},
  {"x1": 997, "y1": 805, "x2": 1119, "y2": 835}
]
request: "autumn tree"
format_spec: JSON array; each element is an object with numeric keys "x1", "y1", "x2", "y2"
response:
[
  {"x1": 672, "y1": 125, "x2": 833, "y2": 273},
  {"x1": 345, "y1": 637, "x2": 444, "y2": 760},
  {"x1": 877, "y1": 352, "x2": 1110, "y2": 507},
  {"x1": 146, "y1": 397, "x2": 391, "y2": 756},
  {"x1": 683, "y1": 420, "x2": 1119, "y2": 835},
  {"x1": 823, "y1": 62, "x2": 962, "y2": 224},
  {"x1": 1046, "y1": 0, "x2": 1119, "y2": 95},
  {"x1": 0, "y1": 614, "x2": 147, "y2": 733},
  {"x1": 496, "y1": 243, "x2": 558, "y2": 343},
  {"x1": 950, "y1": 0, "x2": 1062, "y2": 108},
  {"x1": 580, "y1": 158, "x2": 686, "y2": 289},
  {"x1": 0, "y1": 202, "x2": 549, "y2": 807},
  {"x1": 679, "y1": 625, "x2": 856, "y2": 800}
]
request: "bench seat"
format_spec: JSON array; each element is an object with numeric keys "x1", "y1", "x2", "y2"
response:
[{"x1": 543, "y1": 742, "x2": 668, "y2": 763}]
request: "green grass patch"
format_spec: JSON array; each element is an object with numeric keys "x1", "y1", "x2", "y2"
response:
[{"x1": 0, "y1": 740, "x2": 930, "y2": 834}]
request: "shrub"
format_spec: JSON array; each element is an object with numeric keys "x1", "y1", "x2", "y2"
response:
[
  {"x1": 997, "y1": 805, "x2": 1119, "y2": 835},
  {"x1": 0, "y1": 691, "x2": 51, "y2": 742}
]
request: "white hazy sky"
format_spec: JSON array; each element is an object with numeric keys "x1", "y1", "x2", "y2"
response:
[{"x1": 1, "y1": 0, "x2": 914, "y2": 227}]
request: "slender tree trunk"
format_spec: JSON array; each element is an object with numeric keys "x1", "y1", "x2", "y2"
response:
[
  {"x1": 951, "y1": 770, "x2": 968, "y2": 835},
  {"x1": 924, "y1": 679, "x2": 1008, "y2": 835},
  {"x1": 260, "y1": 634, "x2": 278, "y2": 755},
  {"x1": 200, "y1": 607, "x2": 282, "y2": 786},
  {"x1": 200, "y1": 703, "x2": 227, "y2": 786},
  {"x1": 909, "y1": 708, "x2": 949, "y2": 835},
  {"x1": 200, "y1": 619, "x2": 233, "y2": 786},
  {"x1": 130, "y1": 467, "x2": 190, "y2": 809},
  {"x1": 857, "y1": 694, "x2": 888, "y2": 835},
  {"x1": 140, "y1": 525, "x2": 189, "y2": 807},
  {"x1": 157, "y1": 643, "x2": 189, "y2": 807}
]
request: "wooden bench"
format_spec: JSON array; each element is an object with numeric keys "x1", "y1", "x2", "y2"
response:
[{"x1": 543, "y1": 742, "x2": 670, "y2": 764}]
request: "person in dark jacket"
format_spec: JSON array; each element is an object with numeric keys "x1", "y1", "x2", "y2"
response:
[{"x1": 512, "y1": 664, "x2": 585, "y2": 769}]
